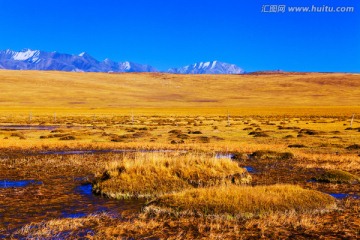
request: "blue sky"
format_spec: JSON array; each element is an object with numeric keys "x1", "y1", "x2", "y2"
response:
[{"x1": 0, "y1": 0, "x2": 359, "y2": 72}]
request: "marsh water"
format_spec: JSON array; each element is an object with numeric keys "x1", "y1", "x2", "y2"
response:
[
  {"x1": 39, "y1": 149, "x2": 187, "y2": 155},
  {"x1": 215, "y1": 153, "x2": 256, "y2": 173},
  {"x1": 328, "y1": 193, "x2": 360, "y2": 200},
  {"x1": 0, "y1": 180, "x2": 42, "y2": 188},
  {"x1": 0, "y1": 175, "x2": 145, "y2": 235},
  {"x1": 0, "y1": 125, "x2": 59, "y2": 130}
]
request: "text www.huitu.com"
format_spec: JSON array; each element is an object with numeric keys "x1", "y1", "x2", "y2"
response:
[{"x1": 261, "y1": 5, "x2": 355, "y2": 13}]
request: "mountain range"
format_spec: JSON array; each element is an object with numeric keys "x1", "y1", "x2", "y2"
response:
[
  {"x1": 0, "y1": 49, "x2": 244, "y2": 74},
  {"x1": 168, "y1": 61, "x2": 243, "y2": 74}
]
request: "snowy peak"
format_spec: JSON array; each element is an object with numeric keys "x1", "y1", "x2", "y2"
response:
[
  {"x1": 0, "y1": 49, "x2": 41, "y2": 63},
  {"x1": 0, "y1": 49, "x2": 158, "y2": 73},
  {"x1": 78, "y1": 52, "x2": 96, "y2": 61},
  {"x1": 103, "y1": 58, "x2": 112, "y2": 63},
  {"x1": 168, "y1": 61, "x2": 244, "y2": 74},
  {"x1": 120, "y1": 61, "x2": 131, "y2": 70},
  {"x1": 13, "y1": 49, "x2": 40, "y2": 61},
  {"x1": 195, "y1": 60, "x2": 218, "y2": 69}
]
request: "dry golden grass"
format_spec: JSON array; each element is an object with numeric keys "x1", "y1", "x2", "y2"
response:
[
  {"x1": 295, "y1": 152, "x2": 360, "y2": 171},
  {"x1": 93, "y1": 152, "x2": 251, "y2": 199},
  {"x1": 146, "y1": 184, "x2": 336, "y2": 218}
]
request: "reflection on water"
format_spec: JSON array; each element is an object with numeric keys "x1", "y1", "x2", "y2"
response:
[
  {"x1": 77, "y1": 183, "x2": 92, "y2": 195},
  {"x1": 329, "y1": 193, "x2": 360, "y2": 200},
  {"x1": 215, "y1": 153, "x2": 256, "y2": 173},
  {"x1": 40, "y1": 149, "x2": 187, "y2": 155},
  {"x1": 244, "y1": 166, "x2": 255, "y2": 173},
  {"x1": 215, "y1": 153, "x2": 235, "y2": 159},
  {"x1": 60, "y1": 183, "x2": 143, "y2": 219},
  {"x1": 61, "y1": 212, "x2": 87, "y2": 218},
  {"x1": 0, "y1": 125, "x2": 58, "y2": 130},
  {"x1": 0, "y1": 180, "x2": 41, "y2": 188}
]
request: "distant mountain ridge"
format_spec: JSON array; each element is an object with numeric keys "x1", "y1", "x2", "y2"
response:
[
  {"x1": 168, "y1": 61, "x2": 244, "y2": 74},
  {"x1": 0, "y1": 49, "x2": 244, "y2": 74}
]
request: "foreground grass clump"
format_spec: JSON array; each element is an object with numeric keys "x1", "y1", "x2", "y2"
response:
[
  {"x1": 14, "y1": 199, "x2": 360, "y2": 239},
  {"x1": 15, "y1": 213, "x2": 112, "y2": 238},
  {"x1": 146, "y1": 184, "x2": 336, "y2": 218},
  {"x1": 93, "y1": 153, "x2": 251, "y2": 199},
  {"x1": 314, "y1": 170, "x2": 360, "y2": 184}
]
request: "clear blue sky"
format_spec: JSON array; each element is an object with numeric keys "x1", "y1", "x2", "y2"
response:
[{"x1": 0, "y1": 0, "x2": 359, "y2": 72}]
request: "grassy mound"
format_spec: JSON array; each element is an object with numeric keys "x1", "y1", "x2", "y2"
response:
[
  {"x1": 314, "y1": 170, "x2": 360, "y2": 184},
  {"x1": 146, "y1": 184, "x2": 336, "y2": 218},
  {"x1": 93, "y1": 153, "x2": 252, "y2": 199},
  {"x1": 250, "y1": 150, "x2": 294, "y2": 160}
]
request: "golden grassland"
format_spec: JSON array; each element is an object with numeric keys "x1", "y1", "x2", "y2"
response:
[
  {"x1": 1, "y1": 70, "x2": 360, "y2": 238},
  {"x1": 0, "y1": 70, "x2": 359, "y2": 115}
]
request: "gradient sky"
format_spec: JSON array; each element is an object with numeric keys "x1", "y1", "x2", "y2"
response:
[{"x1": 0, "y1": 0, "x2": 359, "y2": 72}]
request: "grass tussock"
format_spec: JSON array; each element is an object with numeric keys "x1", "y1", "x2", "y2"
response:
[
  {"x1": 14, "y1": 213, "x2": 112, "y2": 238},
  {"x1": 314, "y1": 169, "x2": 360, "y2": 184},
  {"x1": 145, "y1": 184, "x2": 336, "y2": 218},
  {"x1": 93, "y1": 153, "x2": 251, "y2": 199}
]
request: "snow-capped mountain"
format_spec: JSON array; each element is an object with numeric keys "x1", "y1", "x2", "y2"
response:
[
  {"x1": 167, "y1": 61, "x2": 244, "y2": 74},
  {"x1": 0, "y1": 49, "x2": 158, "y2": 73},
  {"x1": 0, "y1": 49, "x2": 245, "y2": 74}
]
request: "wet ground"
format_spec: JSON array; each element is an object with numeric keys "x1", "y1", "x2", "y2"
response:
[
  {"x1": 0, "y1": 152, "x2": 146, "y2": 237},
  {"x1": 0, "y1": 176, "x2": 144, "y2": 236},
  {"x1": 215, "y1": 152, "x2": 360, "y2": 200}
]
